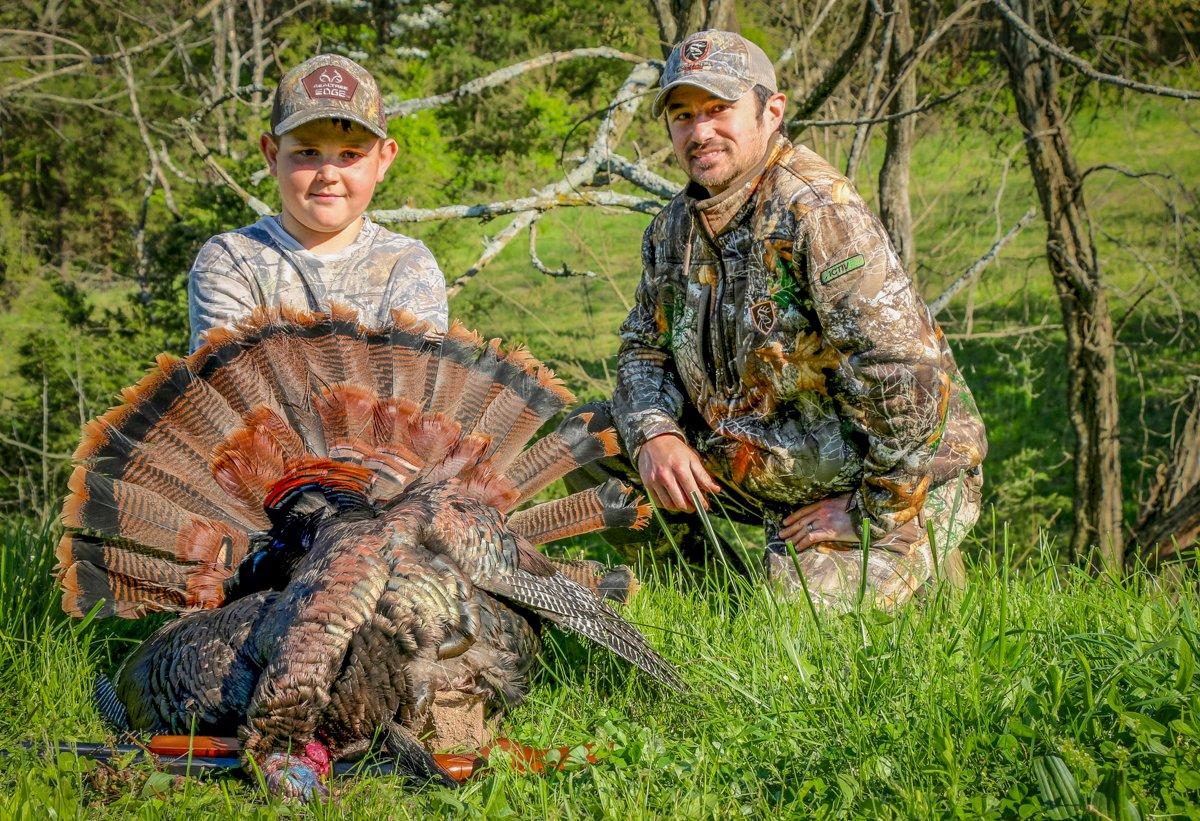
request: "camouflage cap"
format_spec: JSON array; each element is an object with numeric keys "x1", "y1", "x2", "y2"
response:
[
  {"x1": 652, "y1": 30, "x2": 777, "y2": 118},
  {"x1": 270, "y1": 54, "x2": 387, "y2": 138}
]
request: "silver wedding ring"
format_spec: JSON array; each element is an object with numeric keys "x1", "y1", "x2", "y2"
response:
[{"x1": 805, "y1": 522, "x2": 815, "y2": 534}]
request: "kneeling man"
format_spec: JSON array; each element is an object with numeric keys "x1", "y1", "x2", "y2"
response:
[{"x1": 566, "y1": 30, "x2": 987, "y2": 610}]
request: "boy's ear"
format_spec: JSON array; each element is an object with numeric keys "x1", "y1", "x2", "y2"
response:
[
  {"x1": 375, "y1": 137, "x2": 399, "y2": 181},
  {"x1": 260, "y1": 133, "x2": 280, "y2": 175}
]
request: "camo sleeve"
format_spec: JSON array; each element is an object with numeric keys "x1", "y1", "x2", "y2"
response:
[
  {"x1": 188, "y1": 240, "x2": 258, "y2": 352},
  {"x1": 800, "y1": 201, "x2": 950, "y2": 537},
  {"x1": 612, "y1": 225, "x2": 687, "y2": 454},
  {"x1": 387, "y1": 240, "x2": 448, "y2": 332}
]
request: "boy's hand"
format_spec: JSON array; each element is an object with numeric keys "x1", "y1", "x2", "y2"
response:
[{"x1": 636, "y1": 434, "x2": 720, "y2": 513}]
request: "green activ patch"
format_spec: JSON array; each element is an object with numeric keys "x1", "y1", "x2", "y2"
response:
[{"x1": 819, "y1": 253, "x2": 865, "y2": 284}]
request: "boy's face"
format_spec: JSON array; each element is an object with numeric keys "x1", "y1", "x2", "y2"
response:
[{"x1": 261, "y1": 119, "x2": 398, "y2": 240}]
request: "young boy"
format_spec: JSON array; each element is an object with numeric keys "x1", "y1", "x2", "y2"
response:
[{"x1": 187, "y1": 54, "x2": 448, "y2": 351}]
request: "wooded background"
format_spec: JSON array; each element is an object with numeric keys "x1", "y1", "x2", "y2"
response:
[{"x1": 0, "y1": 0, "x2": 1197, "y2": 573}]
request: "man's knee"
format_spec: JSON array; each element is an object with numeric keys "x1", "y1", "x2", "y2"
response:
[
  {"x1": 765, "y1": 469, "x2": 984, "y2": 610},
  {"x1": 765, "y1": 542, "x2": 928, "y2": 612}
]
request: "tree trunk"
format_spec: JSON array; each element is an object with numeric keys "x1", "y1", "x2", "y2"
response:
[
  {"x1": 878, "y1": 0, "x2": 915, "y2": 272},
  {"x1": 997, "y1": 0, "x2": 1124, "y2": 571},
  {"x1": 646, "y1": 0, "x2": 738, "y2": 57},
  {"x1": 1129, "y1": 379, "x2": 1200, "y2": 567}
]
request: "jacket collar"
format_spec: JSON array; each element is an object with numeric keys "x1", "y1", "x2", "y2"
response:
[{"x1": 686, "y1": 133, "x2": 790, "y2": 238}]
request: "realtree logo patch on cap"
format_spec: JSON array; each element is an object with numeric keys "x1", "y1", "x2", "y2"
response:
[
  {"x1": 302, "y1": 67, "x2": 358, "y2": 101},
  {"x1": 819, "y1": 253, "x2": 866, "y2": 284},
  {"x1": 682, "y1": 39, "x2": 711, "y2": 63}
]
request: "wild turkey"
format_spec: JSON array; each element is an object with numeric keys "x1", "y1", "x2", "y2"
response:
[{"x1": 54, "y1": 305, "x2": 678, "y2": 800}]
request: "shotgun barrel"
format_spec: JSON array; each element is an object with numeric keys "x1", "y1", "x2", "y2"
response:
[{"x1": 15, "y1": 736, "x2": 594, "y2": 781}]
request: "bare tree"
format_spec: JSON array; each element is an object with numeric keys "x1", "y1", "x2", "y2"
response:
[
  {"x1": 997, "y1": 0, "x2": 1128, "y2": 571},
  {"x1": 877, "y1": 0, "x2": 914, "y2": 271},
  {"x1": 790, "y1": 0, "x2": 879, "y2": 124},
  {"x1": 645, "y1": 0, "x2": 738, "y2": 56},
  {"x1": 1131, "y1": 379, "x2": 1200, "y2": 568}
]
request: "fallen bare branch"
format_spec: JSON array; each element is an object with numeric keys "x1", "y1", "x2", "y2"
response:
[
  {"x1": 385, "y1": 47, "x2": 647, "y2": 118},
  {"x1": 449, "y1": 212, "x2": 540, "y2": 296},
  {"x1": 528, "y1": 218, "x2": 596, "y2": 279},
  {"x1": 445, "y1": 60, "x2": 662, "y2": 296},
  {"x1": 990, "y1": 0, "x2": 1200, "y2": 101},
  {"x1": 372, "y1": 190, "x2": 662, "y2": 224},
  {"x1": 600, "y1": 155, "x2": 682, "y2": 199},
  {"x1": 930, "y1": 206, "x2": 1037, "y2": 315}
]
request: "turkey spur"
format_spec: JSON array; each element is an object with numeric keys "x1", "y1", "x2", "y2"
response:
[{"x1": 55, "y1": 306, "x2": 679, "y2": 800}]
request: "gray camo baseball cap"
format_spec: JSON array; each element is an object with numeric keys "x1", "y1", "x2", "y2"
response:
[
  {"x1": 270, "y1": 54, "x2": 388, "y2": 138},
  {"x1": 652, "y1": 30, "x2": 777, "y2": 118}
]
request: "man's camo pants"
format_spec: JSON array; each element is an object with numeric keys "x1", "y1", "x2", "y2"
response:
[{"x1": 563, "y1": 401, "x2": 983, "y2": 611}]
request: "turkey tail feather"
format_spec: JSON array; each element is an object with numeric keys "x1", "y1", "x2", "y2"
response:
[
  {"x1": 502, "y1": 413, "x2": 621, "y2": 509},
  {"x1": 506, "y1": 479, "x2": 650, "y2": 545},
  {"x1": 481, "y1": 569, "x2": 680, "y2": 689}
]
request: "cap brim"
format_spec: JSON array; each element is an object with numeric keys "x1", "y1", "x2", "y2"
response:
[
  {"x1": 651, "y1": 73, "x2": 752, "y2": 118},
  {"x1": 274, "y1": 108, "x2": 387, "y2": 139}
]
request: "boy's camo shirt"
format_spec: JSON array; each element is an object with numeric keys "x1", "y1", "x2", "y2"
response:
[
  {"x1": 613, "y1": 135, "x2": 987, "y2": 537},
  {"x1": 188, "y1": 215, "x2": 447, "y2": 351}
]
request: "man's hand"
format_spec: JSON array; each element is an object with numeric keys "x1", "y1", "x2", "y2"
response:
[
  {"x1": 636, "y1": 433, "x2": 720, "y2": 513},
  {"x1": 779, "y1": 492, "x2": 859, "y2": 550}
]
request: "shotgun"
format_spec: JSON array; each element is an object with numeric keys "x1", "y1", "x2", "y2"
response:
[{"x1": 16, "y1": 735, "x2": 597, "y2": 782}]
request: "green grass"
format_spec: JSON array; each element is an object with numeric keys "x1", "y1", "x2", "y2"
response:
[{"x1": 2, "y1": 520, "x2": 1199, "y2": 817}]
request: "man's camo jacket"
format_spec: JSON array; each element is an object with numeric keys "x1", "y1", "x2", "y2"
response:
[{"x1": 613, "y1": 134, "x2": 987, "y2": 537}]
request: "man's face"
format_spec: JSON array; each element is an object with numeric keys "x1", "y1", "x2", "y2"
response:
[
  {"x1": 665, "y1": 84, "x2": 785, "y2": 195},
  {"x1": 261, "y1": 119, "x2": 397, "y2": 240}
]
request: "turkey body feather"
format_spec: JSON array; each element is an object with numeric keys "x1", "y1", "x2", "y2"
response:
[{"x1": 55, "y1": 307, "x2": 672, "y2": 799}]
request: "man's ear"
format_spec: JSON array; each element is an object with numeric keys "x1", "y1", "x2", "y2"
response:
[
  {"x1": 260, "y1": 133, "x2": 279, "y2": 175},
  {"x1": 766, "y1": 92, "x2": 788, "y2": 132},
  {"x1": 375, "y1": 137, "x2": 399, "y2": 181}
]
